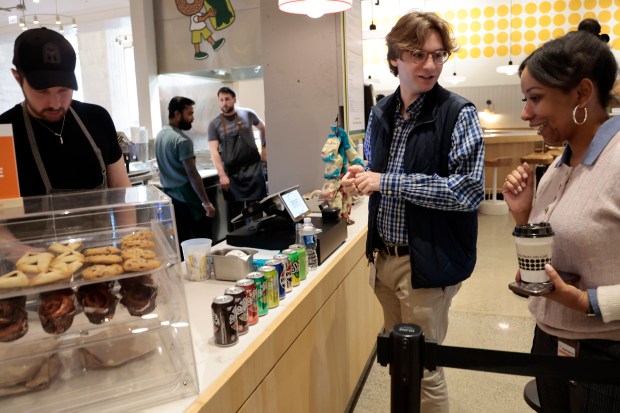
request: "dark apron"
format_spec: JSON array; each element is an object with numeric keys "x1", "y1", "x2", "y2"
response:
[
  {"x1": 18, "y1": 102, "x2": 110, "y2": 239},
  {"x1": 219, "y1": 114, "x2": 266, "y2": 202}
]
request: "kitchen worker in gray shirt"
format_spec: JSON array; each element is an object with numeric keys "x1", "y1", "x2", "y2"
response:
[{"x1": 156, "y1": 96, "x2": 215, "y2": 255}]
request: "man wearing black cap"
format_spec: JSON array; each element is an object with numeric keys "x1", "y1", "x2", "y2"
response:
[{"x1": 0, "y1": 27, "x2": 130, "y2": 196}]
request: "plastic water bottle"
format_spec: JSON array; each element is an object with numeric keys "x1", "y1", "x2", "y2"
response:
[{"x1": 300, "y1": 217, "x2": 319, "y2": 270}]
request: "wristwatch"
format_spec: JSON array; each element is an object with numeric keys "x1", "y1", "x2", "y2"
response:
[
  {"x1": 202, "y1": 201, "x2": 212, "y2": 209},
  {"x1": 586, "y1": 289, "x2": 600, "y2": 317}
]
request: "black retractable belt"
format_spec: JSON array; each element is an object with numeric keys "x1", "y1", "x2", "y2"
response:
[{"x1": 377, "y1": 324, "x2": 620, "y2": 413}]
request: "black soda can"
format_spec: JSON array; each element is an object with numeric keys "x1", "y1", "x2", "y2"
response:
[
  {"x1": 265, "y1": 259, "x2": 286, "y2": 300},
  {"x1": 235, "y1": 278, "x2": 258, "y2": 325},
  {"x1": 211, "y1": 295, "x2": 238, "y2": 346},
  {"x1": 225, "y1": 286, "x2": 249, "y2": 335}
]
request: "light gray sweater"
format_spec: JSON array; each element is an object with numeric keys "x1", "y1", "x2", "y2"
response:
[{"x1": 529, "y1": 116, "x2": 620, "y2": 340}]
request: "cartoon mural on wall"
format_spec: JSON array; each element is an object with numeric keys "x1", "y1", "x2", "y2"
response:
[{"x1": 175, "y1": 0, "x2": 236, "y2": 60}]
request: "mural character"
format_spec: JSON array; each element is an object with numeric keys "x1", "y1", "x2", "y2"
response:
[{"x1": 175, "y1": 0, "x2": 229, "y2": 60}]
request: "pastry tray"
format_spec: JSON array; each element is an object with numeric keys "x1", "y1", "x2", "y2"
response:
[
  {"x1": 0, "y1": 223, "x2": 177, "y2": 300},
  {"x1": 0, "y1": 269, "x2": 198, "y2": 412},
  {"x1": 0, "y1": 267, "x2": 187, "y2": 354}
]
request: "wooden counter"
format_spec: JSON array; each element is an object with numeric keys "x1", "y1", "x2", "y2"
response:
[
  {"x1": 483, "y1": 131, "x2": 542, "y2": 194},
  {"x1": 147, "y1": 201, "x2": 383, "y2": 413}
]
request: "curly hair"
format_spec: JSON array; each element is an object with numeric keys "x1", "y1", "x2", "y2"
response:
[{"x1": 385, "y1": 11, "x2": 458, "y2": 77}]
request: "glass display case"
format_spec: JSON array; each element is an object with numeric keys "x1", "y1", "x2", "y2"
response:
[{"x1": 0, "y1": 186, "x2": 198, "y2": 412}]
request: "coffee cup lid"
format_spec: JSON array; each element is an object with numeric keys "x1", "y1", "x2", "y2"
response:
[{"x1": 513, "y1": 222, "x2": 554, "y2": 238}]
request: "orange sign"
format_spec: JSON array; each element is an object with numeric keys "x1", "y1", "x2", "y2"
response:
[{"x1": 0, "y1": 124, "x2": 20, "y2": 200}]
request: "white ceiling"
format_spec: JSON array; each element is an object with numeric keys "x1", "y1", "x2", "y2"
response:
[{"x1": 0, "y1": 0, "x2": 130, "y2": 34}]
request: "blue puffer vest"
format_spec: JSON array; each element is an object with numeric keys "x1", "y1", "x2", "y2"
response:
[{"x1": 366, "y1": 83, "x2": 478, "y2": 288}]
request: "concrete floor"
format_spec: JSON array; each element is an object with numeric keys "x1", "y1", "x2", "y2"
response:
[{"x1": 353, "y1": 211, "x2": 538, "y2": 413}]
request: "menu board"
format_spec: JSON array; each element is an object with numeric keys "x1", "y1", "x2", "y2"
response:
[{"x1": 343, "y1": 0, "x2": 365, "y2": 137}]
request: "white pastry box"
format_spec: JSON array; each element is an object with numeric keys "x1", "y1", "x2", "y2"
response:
[{"x1": 0, "y1": 186, "x2": 198, "y2": 412}]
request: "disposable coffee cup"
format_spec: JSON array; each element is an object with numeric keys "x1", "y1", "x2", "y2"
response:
[
  {"x1": 513, "y1": 223, "x2": 554, "y2": 283},
  {"x1": 181, "y1": 238, "x2": 212, "y2": 281}
]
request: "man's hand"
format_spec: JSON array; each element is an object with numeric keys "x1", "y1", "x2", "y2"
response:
[
  {"x1": 219, "y1": 174, "x2": 230, "y2": 191},
  {"x1": 354, "y1": 170, "x2": 381, "y2": 195},
  {"x1": 203, "y1": 202, "x2": 216, "y2": 218},
  {"x1": 342, "y1": 165, "x2": 364, "y2": 194}
]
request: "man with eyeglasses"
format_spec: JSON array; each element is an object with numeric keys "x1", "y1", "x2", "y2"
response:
[{"x1": 342, "y1": 11, "x2": 484, "y2": 412}]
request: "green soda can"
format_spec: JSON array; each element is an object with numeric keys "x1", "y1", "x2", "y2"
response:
[
  {"x1": 282, "y1": 248, "x2": 300, "y2": 287},
  {"x1": 289, "y1": 243, "x2": 307, "y2": 281},
  {"x1": 247, "y1": 271, "x2": 268, "y2": 316},
  {"x1": 258, "y1": 265, "x2": 279, "y2": 308}
]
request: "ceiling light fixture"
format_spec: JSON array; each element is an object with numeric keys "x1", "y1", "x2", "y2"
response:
[
  {"x1": 497, "y1": 0, "x2": 518, "y2": 76},
  {"x1": 278, "y1": 0, "x2": 352, "y2": 19},
  {"x1": 444, "y1": 0, "x2": 466, "y2": 85},
  {"x1": 369, "y1": 0, "x2": 376, "y2": 30}
]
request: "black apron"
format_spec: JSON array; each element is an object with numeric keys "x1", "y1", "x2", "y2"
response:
[{"x1": 219, "y1": 113, "x2": 266, "y2": 202}]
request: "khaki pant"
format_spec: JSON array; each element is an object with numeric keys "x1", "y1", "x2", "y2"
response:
[{"x1": 374, "y1": 252, "x2": 461, "y2": 413}]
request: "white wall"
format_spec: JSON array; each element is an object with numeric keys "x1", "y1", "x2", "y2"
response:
[{"x1": 261, "y1": 1, "x2": 343, "y2": 195}]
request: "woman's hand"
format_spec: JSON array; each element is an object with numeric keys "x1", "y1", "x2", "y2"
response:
[
  {"x1": 502, "y1": 162, "x2": 534, "y2": 225},
  {"x1": 542, "y1": 264, "x2": 589, "y2": 314}
]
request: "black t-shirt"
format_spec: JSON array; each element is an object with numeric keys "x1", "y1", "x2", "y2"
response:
[{"x1": 0, "y1": 100, "x2": 122, "y2": 197}]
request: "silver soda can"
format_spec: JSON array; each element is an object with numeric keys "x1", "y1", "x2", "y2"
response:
[
  {"x1": 264, "y1": 259, "x2": 286, "y2": 300},
  {"x1": 236, "y1": 278, "x2": 258, "y2": 325},
  {"x1": 273, "y1": 253, "x2": 293, "y2": 293},
  {"x1": 211, "y1": 295, "x2": 238, "y2": 346},
  {"x1": 225, "y1": 286, "x2": 248, "y2": 335}
]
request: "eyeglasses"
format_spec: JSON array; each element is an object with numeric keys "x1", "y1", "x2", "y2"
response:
[{"x1": 404, "y1": 50, "x2": 450, "y2": 65}]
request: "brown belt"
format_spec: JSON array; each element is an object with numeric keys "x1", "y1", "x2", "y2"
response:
[{"x1": 379, "y1": 245, "x2": 409, "y2": 257}]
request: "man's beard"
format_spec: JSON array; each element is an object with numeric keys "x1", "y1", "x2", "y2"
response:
[
  {"x1": 220, "y1": 105, "x2": 234, "y2": 115},
  {"x1": 25, "y1": 98, "x2": 66, "y2": 123},
  {"x1": 178, "y1": 119, "x2": 192, "y2": 131}
]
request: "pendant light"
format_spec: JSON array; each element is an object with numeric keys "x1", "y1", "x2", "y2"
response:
[
  {"x1": 369, "y1": 0, "x2": 376, "y2": 30},
  {"x1": 445, "y1": 0, "x2": 466, "y2": 85},
  {"x1": 278, "y1": 0, "x2": 352, "y2": 19},
  {"x1": 497, "y1": 0, "x2": 518, "y2": 75}
]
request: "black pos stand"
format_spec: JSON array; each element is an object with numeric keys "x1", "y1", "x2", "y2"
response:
[{"x1": 377, "y1": 324, "x2": 620, "y2": 413}]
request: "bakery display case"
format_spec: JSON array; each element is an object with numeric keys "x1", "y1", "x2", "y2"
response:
[{"x1": 0, "y1": 186, "x2": 198, "y2": 412}]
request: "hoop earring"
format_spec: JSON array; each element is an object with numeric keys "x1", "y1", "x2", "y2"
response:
[{"x1": 572, "y1": 105, "x2": 587, "y2": 125}]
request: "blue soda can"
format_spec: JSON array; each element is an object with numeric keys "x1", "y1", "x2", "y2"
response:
[{"x1": 273, "y1": 253, "x2": 293, "y2": 292}]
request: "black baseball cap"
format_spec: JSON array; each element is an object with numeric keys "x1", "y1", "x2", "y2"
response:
[{"x1": 12, "y1": 27, "x2": 78, "y2": 91}]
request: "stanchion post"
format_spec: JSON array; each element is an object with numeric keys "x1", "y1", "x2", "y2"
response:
[{"x1": 377, "y1": 323, "x2": 425, "y2": 413}]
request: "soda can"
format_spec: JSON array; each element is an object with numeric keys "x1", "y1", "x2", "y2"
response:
[
  {"x1": 265, "y1": 259, "x2": 286, "y2": 300},
  {"x1": 211, "y1": 295, "x2": 238, "y2": 346},
  {"x1": 282, "y1": 248, "x2": 300, "y2": 287},
  {"x1": 273, "y1": 253, "x2": 293, "y2": 293},
  {"x1": 225, "y1": 286, "x2": 248, "y2": 335},
  {"x1": 236, "y1": 278, "x2": 258, "y2": 325},
  {"x1": 289, "y1": 243, "x2": 308, "y2": 281},
  {"x1": 247, "y1": 271, "x2": 268, "y2": 316},
  {"x1": 259, "y1": 265, "x2": 279, "y2": 308}
]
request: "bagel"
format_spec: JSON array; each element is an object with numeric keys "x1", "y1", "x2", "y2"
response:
[{"x1": 0, "y1": 271, "x2": 29, "y2": 289}]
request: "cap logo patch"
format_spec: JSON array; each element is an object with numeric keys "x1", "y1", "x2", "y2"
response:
[{"x1": 42, "y1": 42, "x2": 61, "y2": 65}]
